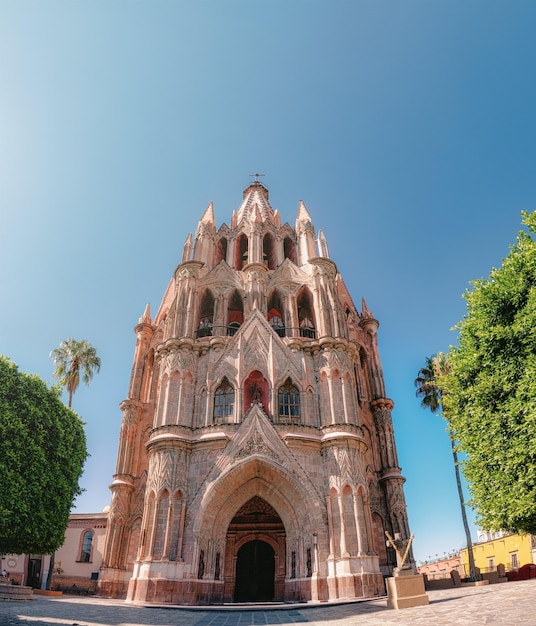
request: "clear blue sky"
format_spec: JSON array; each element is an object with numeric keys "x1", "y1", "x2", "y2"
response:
[{"x1": 1, "y1": 1, "x2": 535, "y2": 565}]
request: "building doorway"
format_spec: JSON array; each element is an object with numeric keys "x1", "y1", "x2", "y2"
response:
[
  {"x1": 234, "y1": 540, "x2": 275, "y2": 602},
  {"x1": 223, "y1": 496, "x2": 286, "y2": 602},
  {"x1": 26, "y1": 557, "x2": 42, "y2": 589}
]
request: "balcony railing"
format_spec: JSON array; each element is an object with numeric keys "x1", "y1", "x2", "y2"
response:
[{"x1": 195, "y1": 324, "x2": 317, "y2": 340}]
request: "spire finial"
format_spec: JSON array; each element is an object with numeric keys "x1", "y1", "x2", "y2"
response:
[
  {"x1": 139, "y1": 303, "x2": 152, "y2": 325},
  {"x1": 249, "y1": 172, "x2": 265, "y2": 183},
  {"x1": 361, "y1": 298, "x2": 374, "y2": 319}
]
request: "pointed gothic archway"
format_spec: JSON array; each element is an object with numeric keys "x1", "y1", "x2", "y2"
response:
[
  {"x1": 189, "y1": 432, "x2": 327, "y2": 604},
  {"x1": 226, "y1": 496, "x2": 285, "y2": 602}
]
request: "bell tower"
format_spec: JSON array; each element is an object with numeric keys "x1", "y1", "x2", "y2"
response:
[{"x1": 99, "y1": 179, "x2": 413, "y2": 604}]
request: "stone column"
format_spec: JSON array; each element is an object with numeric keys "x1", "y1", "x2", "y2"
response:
[{"x1": 337, "y1": 494, "x2": 349, "y2": 557}]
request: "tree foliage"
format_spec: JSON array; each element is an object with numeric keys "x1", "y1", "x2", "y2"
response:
[
  {"x1": 0, "y1": 356, "x2": 88, "y2": 554},
  {"x1": 415, "y1": 355, "x2": 442, "y2": 413},
  {"x1": 440, "y1": 211, "x2": 536, "y2": 535},
  {"x1": 50, "y1": 338, "x2": 101, "y2": 408}
]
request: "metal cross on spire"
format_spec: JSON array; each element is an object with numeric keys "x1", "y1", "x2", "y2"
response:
[{"x1": 249, "y1": 172, "x2": 265, "y2": 183}]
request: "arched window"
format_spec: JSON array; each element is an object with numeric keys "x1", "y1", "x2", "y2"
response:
[
  {"x1": 235, "y1": 233, "x2": 249, "y2": 269},
  {"x1": 214, "y1": 378, "x2": 235, "y2": 422},
  {"x1": 278, "y1": 378, "x2": 300, "y2": 419},
  {"x1": 244, "y1": 370, "x2": 269, "y2": 413},
  {"x1": 263, "y1": 233, "x2": 276, "y2": 269},
  {"x1": 79, "y1": 530, "x2": 93, "y2": 563},
  {"x1": 197, "y1": 290, "x2": 215, "y2": 337},
  {"x1": 216, "y1": 237, "x2": 228, "y2": 265},
  {"x1": 227, "y1": 289, "x2": 244, "y2": 336},
  {"x1": 267, "y1": 290, "x2": 285, "y2": 337},
  {"x1": 297, "y1": 288, "x2": 316, "y2": 338},
  {"x1": 283, "y1": 236, "x2": 297, "y2": 264}
]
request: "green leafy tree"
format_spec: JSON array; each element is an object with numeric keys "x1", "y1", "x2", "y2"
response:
[
  {"x1": 415, "y1": 353, "x2": 476, "y2": 579},
  {"x1": 50, "y1": 338, "x2": 101, "y2": 408},
  {"x1": 441, "y1": 211, "x2": 536, "y2": 535},
  {"x1": 0, "y1": 356, "x2": 87, "y2": 555}
]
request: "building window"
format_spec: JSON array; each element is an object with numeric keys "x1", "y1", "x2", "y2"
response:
[
  {"x1": 510, "y1": 552, "x2": 519, "y2": 570},
  {"x1": 278, "y1": 379, "x2": 300, "y2": 419},
  {"x1": 488, "y1": 557, "x2": 495, "y2": 571},
  {"x1": 80, "y1": 530, "x2": 93, "y2": 563},
  {"x1": 299, "y1": 317, "x2": 315, "y2": 339},
  {"x1": 214, "y1": 378, "x2": 234, "y2": 422}
]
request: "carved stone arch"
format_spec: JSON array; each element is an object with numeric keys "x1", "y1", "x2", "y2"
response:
[
  {"x1": 196, "y1": 287, "x2": 216, "y2": 337},
  {"x1": 274, "y1": 371, "x2": 301, "y2": 392},
  {"x1": 283, "y1": 234, "x2": 298, "y2": 265},
  {"x1": 266, "y1": 288, "x2": 286, "y2": 336},
  {"x1": 234, "y1": 530, "x2": 279, "y2": 554},
  {"x1": 226, "y1": 287, "x2": 244, "y2": 334},
  {"x1": 217, "y1": 223, "x2": 231, "y2": 237},
  {"x1": 215, "y1": 236, "x2": 229, "y2": 265},
  {"x1": 305, "y1": 384, "x2": 320, "y2": 427},
  {"x1": 262, "y1": 231, "x2": 277, "y2": 270},
  {"x1": 195, "y1": 384, "x2": 208, "y2": 427},
  {"x1": 243, "y1": 369, "x2": 270, "y2": 414},
  {"x1": 235, "y1": 232, "x2": 249, "y2": 270},
  {"x1": 355, "y1": 481, "x2": 368, "y2": 498},
  {"x1": 296, "y1": 285, "x2": 316, "y2": 338},
  {"x1": 341, "y1": 482, "x2": 353, "y2": 495},
  {"x1": 192, "y1": 457, "x2": 323, "y2": 543}
]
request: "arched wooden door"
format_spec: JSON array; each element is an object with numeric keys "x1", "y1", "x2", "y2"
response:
[
  {"x1": 234, "y1": 540, "x2": 275, "y2": 601},
  {"x1": 224, "y1": 496, "x2": 286, "y2": 602}
]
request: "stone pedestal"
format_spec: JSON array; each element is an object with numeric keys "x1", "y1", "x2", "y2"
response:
[
  {"x1": 386, "y1": 574, "x2": 429, "y2": 610},
  {"x1": 0, "y1": 584, "x2": 33, "y2": 602}
]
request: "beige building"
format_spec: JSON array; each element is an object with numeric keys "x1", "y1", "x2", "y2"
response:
[
  {"x1": 418, "y1": 553, "x2": 464, "y2": 581},
  {"x1": 99, "y1": 180, "x2": 413, "y2": 604},
  {"x1": 1, "y1": 512, "x2": 107, "y2": 591}
]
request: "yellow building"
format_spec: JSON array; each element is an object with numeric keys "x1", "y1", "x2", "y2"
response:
[{"x1": 461, "y1": 532, "x2": 536, "y2": 576}]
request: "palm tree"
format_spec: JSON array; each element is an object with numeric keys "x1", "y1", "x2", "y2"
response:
[
  {"x1": 50, "y1": 338, "x2": 101, "y2": 408},
  {"x1": 415, "y1": 353, "x2": 477, "y2": 580},
  {"x1": 46, "y1": 338, "x2": 100, "y2": 590}
]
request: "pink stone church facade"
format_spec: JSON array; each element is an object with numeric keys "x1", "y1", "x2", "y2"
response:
[{"x1": 98, "y1": 180, "x2": 412, "y2": 604}]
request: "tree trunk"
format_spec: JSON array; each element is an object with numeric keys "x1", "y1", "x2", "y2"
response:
[
  {"x1": 45, "y1": 552, "x2": 54, "y2": 590},
  {"x1": 450, "y1": 432, "x2": 477, "y2": 580}
]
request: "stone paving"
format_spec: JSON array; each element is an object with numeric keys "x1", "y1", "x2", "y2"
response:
[{"x1": 1, "y1": 579, "x2": 536, "y2": 626}]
